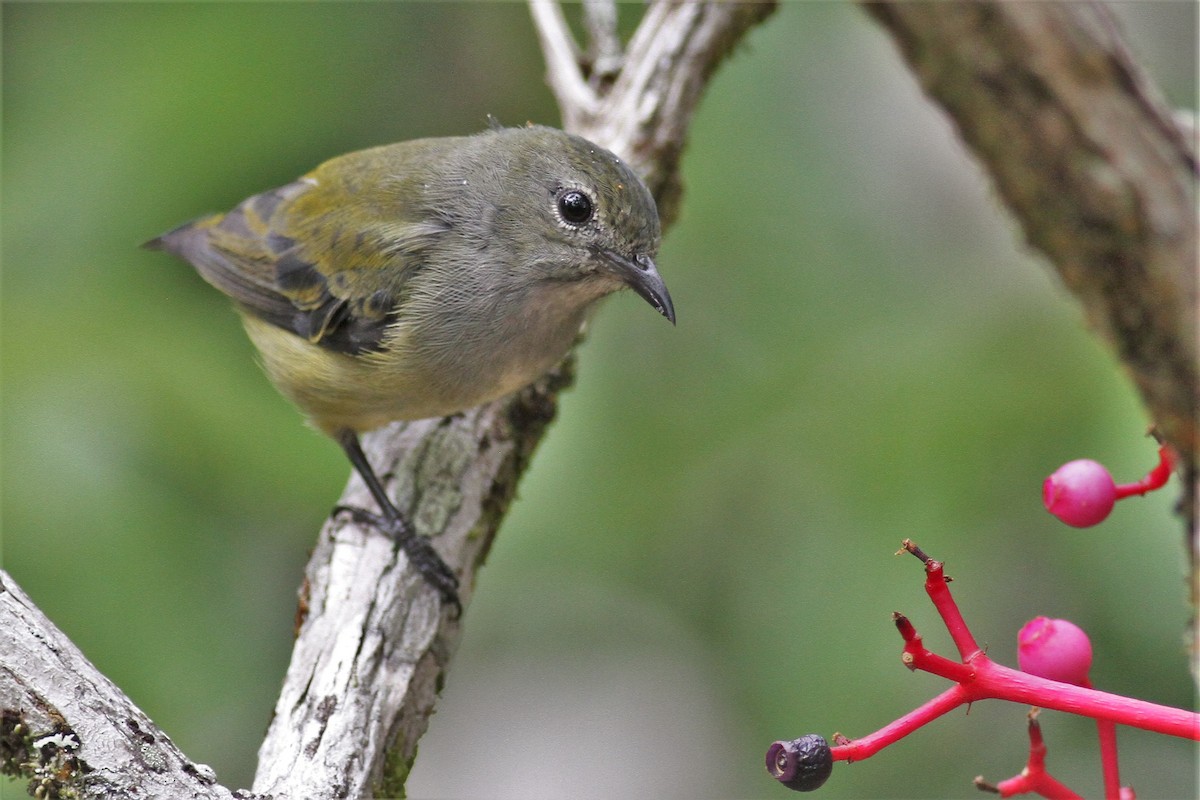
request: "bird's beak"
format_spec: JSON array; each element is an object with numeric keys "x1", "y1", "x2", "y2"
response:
[{"x1": 597, "y1": 249, "x2": 676, "y2": 325}]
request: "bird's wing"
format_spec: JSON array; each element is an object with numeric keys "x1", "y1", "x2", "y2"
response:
[{"x1": 148, "y1": 167, "x2": 444, "y2": 356}]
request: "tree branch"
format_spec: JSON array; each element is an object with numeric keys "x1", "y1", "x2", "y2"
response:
[
  {"x1": 251, "y1": 384, "x2": 563, "y2": 797},
  {"x1": 0, "y1": 571, "x2": 244, "y2": 799},
  {"x1": 534, "y1": 0, "x2": 777, "y2": 226},
  {"x1": 2, "y1": 4, "x2": 774, "y2": 796},
  {"x1": 251, "y1": 2, "x2": 776, "y2": 797},
  {"x1": 861, "y1": 1, "x2": 1198, "y2": 555}
]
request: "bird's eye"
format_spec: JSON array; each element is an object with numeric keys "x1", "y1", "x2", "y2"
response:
[{"x1": 556, "y1": 189, "x2": 594, "y2": 225}]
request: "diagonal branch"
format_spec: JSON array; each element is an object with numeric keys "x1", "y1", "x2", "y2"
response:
[
  {"x1": 3, "y1": 4, "x2": 775, "y2": 797},
  {"x1": 251, "y1": 2, "x2": 776, "y2": 797},
  {"x1": 0, "y1": 571, "x2": 242, "y2": 799},
  {"x1": 528, "y1": 0, "x2": 597, "y2": 116}
]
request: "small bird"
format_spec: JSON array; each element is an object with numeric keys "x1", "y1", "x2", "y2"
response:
[{"x1": 147, "y1": 124, "x2": 674, "y2": 612}]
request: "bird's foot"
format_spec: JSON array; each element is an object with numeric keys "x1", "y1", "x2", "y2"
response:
[{"x1": 333, "y1": 504, "x2": 462, "y2": 617}]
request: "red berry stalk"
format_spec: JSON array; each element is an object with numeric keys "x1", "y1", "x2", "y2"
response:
[
  {"x1": 1043, "y1": 446, "x2": 1173, "y2": 527},
  {"x1": 975, "y1": 712, "x2": 1084, "y2": 800},
  {"x1": 767, "y1": 541, "x2": 1199, "y2": 793}
]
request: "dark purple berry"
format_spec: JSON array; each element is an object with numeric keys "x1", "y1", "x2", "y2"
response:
[{"x1": 766, "y1": 734, "x2": 833, "y2": 792}]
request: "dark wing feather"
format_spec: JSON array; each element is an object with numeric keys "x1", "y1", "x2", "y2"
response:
[{"x1": 147, "y1": 165, "x2": 443, "y2": 355}]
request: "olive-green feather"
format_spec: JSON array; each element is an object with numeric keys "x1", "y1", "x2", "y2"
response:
[{"x1": 146, "y1": 145, "x2": 450, "y2": 355}]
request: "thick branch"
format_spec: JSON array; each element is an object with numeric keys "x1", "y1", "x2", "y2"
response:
[
  {"x1": 251, "y1": 3, "x2": 776, "y2": 797},
  {"x1": 1, "y1": 6, "x2": 774, "y2": 796},
  {"x1": 251, "y1": 381, "x2": 563, "y2": 798},
  {"x1": 0, "y1": 571, "x2": 243, "y2": 799},
  {"x1": 861, "y1": 1, "x2": 1198, "y2": 550},
  {"x1": 0, "y1": 5, "x2": 774, "y2": 797}
]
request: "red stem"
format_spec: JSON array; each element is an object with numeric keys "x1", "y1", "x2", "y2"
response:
[
  {"x1": 830, "y1": 643, "x2": 1198, "y2": 767},
  {"x1": 973, "y1": 659, "x2": 1198, "y2": 739},
  {"x1": 807, "y1": 542, "x2": 1197, "y2": 778},
  {"x1": 1114, "y1": 445, "x2": 1173, "y2": 499},
  {"x1": 987, "y1": 716, "x2": 1086, "y2": 799},
  {"x1": 830, "y1": 685, "x2": 967, "y2": 762},
  {"x1": 1083, "y1": 674, "x2": 1124, "y2": 799},
  {"x1": 998, "y1": 769, "x2": 1085, "y2": 800},
  {"x1": 1095, "y1": 717, "x2": 1122, "y2": 800},
  {"x1": 922, "y1": 559, "x2": 982, "y2": 660},
  {"x1": 905, "y1": 642, "x2": 976, "y2": 683},
  {"x1": 1022, "y1": 718, "x2": 1084, "y2": 800}
]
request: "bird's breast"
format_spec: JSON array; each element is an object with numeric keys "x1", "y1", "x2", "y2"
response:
[{"x1": 242, "y1": 277, "x2": 604, "y2": 435}]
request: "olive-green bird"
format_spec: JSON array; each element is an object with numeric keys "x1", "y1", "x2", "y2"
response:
[{"x1": 147, "y1": 124, "x2": 675, "y2": 612}]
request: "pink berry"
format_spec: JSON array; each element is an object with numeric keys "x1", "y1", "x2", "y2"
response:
[
  {"x1": 1042, "y1": 459, "x2": 1116, "y2": 527},
  {"x1": 1018, "y1": 616, "x2": 1093, "y2": 686}
]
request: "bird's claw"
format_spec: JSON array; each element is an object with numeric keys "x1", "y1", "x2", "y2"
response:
[{"x1": 333, "y1": 504, "x2": 462, "y2": 617}]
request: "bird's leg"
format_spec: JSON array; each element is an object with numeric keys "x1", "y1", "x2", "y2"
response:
[{"x1": 333, "y1": 429, "x2": 461, "y2": 615}]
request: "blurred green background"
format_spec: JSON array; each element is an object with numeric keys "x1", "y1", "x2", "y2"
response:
[{"x1": 2, "y1": 3, "x2": 1196, "y2": 798}]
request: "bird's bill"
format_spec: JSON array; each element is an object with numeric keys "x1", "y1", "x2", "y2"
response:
[{"x1": 597, "y1": 249, "x2": 676, "y2": 325}]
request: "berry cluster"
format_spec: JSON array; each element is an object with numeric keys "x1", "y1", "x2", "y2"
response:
[{"x1": 767, "y1": 532, "x2": 1195, "y2": 796}]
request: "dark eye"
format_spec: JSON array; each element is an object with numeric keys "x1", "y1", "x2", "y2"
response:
[{"x1": 557, "y1": 189, "x2": 594, "y2": 225}]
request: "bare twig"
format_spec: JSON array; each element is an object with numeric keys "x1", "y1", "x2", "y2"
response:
[
  {"x1": 532, "y1": 0, "x2": 777, "y2": 225},
  {"x1": 583, "y1": 0, "x2": 623, "y2": 81},
  {"x1": 528, "y1": 0, "x2": 596, "y2": 117}
]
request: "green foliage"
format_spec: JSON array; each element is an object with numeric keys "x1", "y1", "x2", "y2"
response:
[{"x1": 2, "y1": 3, "x2": 1195, "y2": 798}]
